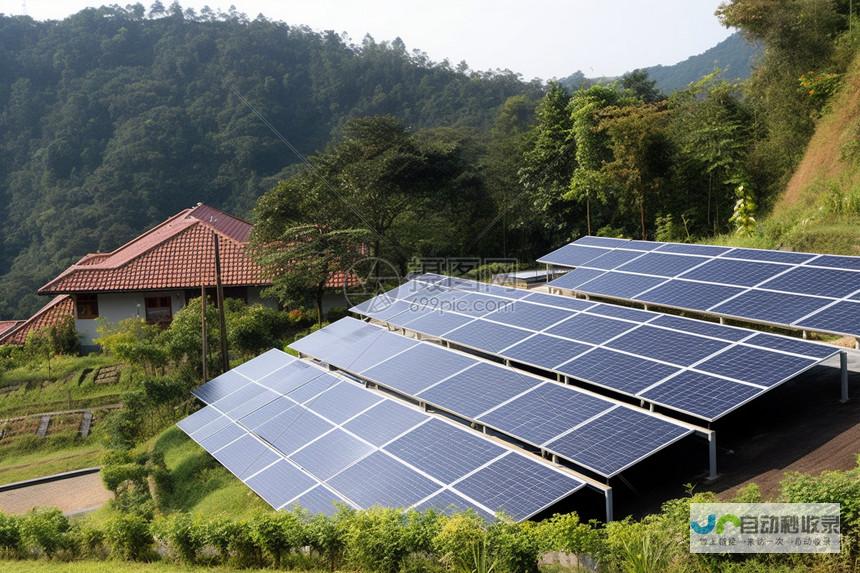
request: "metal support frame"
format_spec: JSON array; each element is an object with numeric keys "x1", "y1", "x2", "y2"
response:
[
  {"x1": 707, "y1": 430, "x2": 718, "y2": 481},
  {"x1": 604, "y1": 488, "x2": 614, "y2": 522},
  {"x1": 840, "y1": 351, "x2": 849, "y2": 403}
]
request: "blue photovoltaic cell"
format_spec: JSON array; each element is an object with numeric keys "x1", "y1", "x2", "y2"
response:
[
  {"x1": 480, "y1": 284, "x2": 531, "y2": 300},
  {"x1": 501, "y1": 334, "x2": 591, "y2": 370},
  {"x1": 616, "y1": 252, "x2": 709, "y2": 277},
  {"x1": 522, "y1": 292, "x2": 595, "y2": 311},
  {"x1": 177, "y1": 406, "x2": 222, "y2": 435},
  {"x1": 290, "y1": 429, "x2": 374, "y2": 480},
  {"x1": 796, "y1": 301, "x2": 860, "y2": 335},
  {"x1": 343, "y1": 401, "x2": 427, "y2": 446},
  {"x1": 745, "y1": 333, "x2": 838, "y2": 360},
  {"x1": 418, "y1": 362, "x2": 537, "y2": 418},
  {"x1": 546, "y1": 313, "x2": 635, "y2": 344},
  {"x1": 285, "y1": 373, "x2": 340, "y2": 404},
  {"x1": 304, "y1": 382, "x2": 382, "y2": 424},
  {"x1": 255, "y1": 406, "x2": 333, "y2": 455},
  {"x1": 237, "y1": 397, "x2": 294, "y2": 432},
  {"x1": 362, "y1": 343, "x2": 476, "y2": 395},
  {"x1": 352, "y1": 299, "x2": 423, "y2": 322},
  {"x1": 759, "y1": 266, "x2": 860, "y2": 298},
  {"x1": 220, "y1": 387, "x2": 281, "y2": 420},
  {"x1": 583, "y1": 249, "x2": 645, "y2": 270},
  {"x1": 245, "y1": 460, "x2": 317, "y2": 508},
  {"x1": 478, "y1": 384, "x2": 613, "y2": 446},
  {"x1": 649, "y1": 315, "x2": 749, "y2": 342},
  {"x1": 198, "y1": 423, "x2": 245, "y2": 452},
  {"x1": 571, "y1": 236, "x2": 629, "y2": 248},
  {"x1": 213, "y1": 434, "x2": 280, "y2": 479},
  {"x1": 546, "y1": 407, "x2": 690, "y2": 476},
  {"x1": 557, "y1": 348, "x2": 679, "y2": 394},
  {"x1": 451, "y1": 293, "x2": 509, "y2": 317},
  {"x1": 640, "y1": 371, "x2": 761, "y2": 420},
  {"x1": 722, "y1": 248, "x2": 815, "y2": 265},
  {"x1": 607, "y1": 326, "x2": 729, "y2": 366},
  {"x1": 445, "y1": 319, "x2": 530, "y2": 352},
  {"x1": 539, "y1": 243, "x2": 609, "y2": 266},
  {"x1": 211, "y1": 383, "x2": 270, "y2": 416},
  {"x1": 696, "y1": 346, "x2": 815, "y2": 387},
  {"x1": 386, "y1": 419, "x2": 504, "y2": 483},
  {"x1": 586, "y1": 303, "x2": 654, "y2": 322},
  {"x1": 713, "y1": 290, "x2": 831, "y2": 324},
  {"x1": 454, "y1": 454, "x2": 583, "y2": 521},
  {"x1": 624, "y1": 240, "x2": 663, "y2": 251},
  {"x1": 655, "y1": 243, "x2": 732, "y2": 256},
  {"x1": 680, "y1": 258, "x2": 788, "y2": 287},
  {"x1": 548, "y1": 268, "x2": 607, "y2": 290},
  {"x1": 638, "y1": 280, "x2": 745, "y2": 311},
  {"x1": 809, "y1": 255, "x2": 860, "y2": 271},
  {"x1": 574, "y1": 271, "x2": 666, "y2": 299},
  {"x1": 415, "y1": 490, "x2": 493, "y2": 520},
  {"x1": 328, "y1": 451, "x2": 441, "y2": 508},
  {"x1": 259, "y1": 360, "x2": 327, "y2": 397},
  {"x1": 234, "y1": 349, "x2": 294, "y2": 381},
  {"x1": 193, "y1": 370, "x2": 249, "y2": 404},
  {"x1": 190, "y1": 415, "x2": 232, "y2": 440},
  {"x1": 287, "y1": 485, "x2": 352, "y2": 515},
  {"x1": 290, "y1": 318, "x2": 417, "y2": 373},
  {"x1": 483, "y1": 301, "x2": 570, "y2": 330},
  {"x1": 400, "y1": 310, "x2": 474, "y2": 337}
]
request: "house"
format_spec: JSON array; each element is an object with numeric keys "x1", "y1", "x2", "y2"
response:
[{"x1": 0, "y1": 204, "x2": 351, "y2": 351}]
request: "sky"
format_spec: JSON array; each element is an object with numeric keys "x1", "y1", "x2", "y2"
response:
[{"x1": 1, "y1": 0, "x2": 733, "y2": 79}]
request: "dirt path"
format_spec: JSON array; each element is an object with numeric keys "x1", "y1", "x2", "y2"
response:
[{"x1": 0, "y1": 473, "x2": 112, "y2": 515}]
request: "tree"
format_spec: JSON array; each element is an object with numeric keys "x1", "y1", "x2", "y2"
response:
[
  {"x1": 620, "y1": 69, "x2": 663, "y2": 103},
  {"x1": 598, "y1": 103, "x2": 673, "y2": 239}
]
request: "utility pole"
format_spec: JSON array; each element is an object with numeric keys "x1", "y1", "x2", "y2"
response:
[
  {"x1": 200, "y1": 284, "x2": 208, "y2": 383},
  {"x1": 213, "y1": 233, "x2": 229, "y2": 373}
]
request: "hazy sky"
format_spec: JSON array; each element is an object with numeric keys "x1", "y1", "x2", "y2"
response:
[{"x1": 2, "y1": 0, "x2": 733, "y2": 79}]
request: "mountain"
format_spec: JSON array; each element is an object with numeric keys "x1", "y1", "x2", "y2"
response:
[
  {"x1": 561, "y1": 32, "x2": 761, "y2": 94},
  {"x1": 0, "y1": 6, "x2": 540, "y2": 320}
]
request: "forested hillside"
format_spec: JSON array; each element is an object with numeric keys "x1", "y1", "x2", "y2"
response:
[{"x1": 0, "y1": 4, "x2": 539, "y2": 319}]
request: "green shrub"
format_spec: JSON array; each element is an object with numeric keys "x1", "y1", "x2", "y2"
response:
[
  {"x1": 103, "y1": 513, "x2": 153, "y2": 561},
  {"x1": 780, "y1": 460, "x2": 860, "y2": 534},
  {"x1": 204, "y1": 518, "x2": 261, "y2": 567},
  {"x1": 306, "y1": 508, "x2": 350, "y2": 570},
  {"x1": 68, "y1": 523, "x2": 105, "y2": 559},
  {"x1": 488, "y1": 519, "x2": 542, "y2": 573},
  {"x1": 0, "y1": 513, "x2": 21, "y2": 556},
  {"x1": 432, "y1": 511, "x2": 488, "y2": 570},
  {"x1": 249, "y1": 511, "x2": 307, "y2": 567},
  {"x1": 535, "y1": 512, "x2": 603, "y2": 557},
  {"x1": 102, "y1": 462, "x2": 148, "y2": 494},
  {"x1": 151, "y1": 513, "x2": 203, "y2": 564},
  {"x1": 19, "y1": 508, "x2": 71, "y2": 559},
  {"x1": 344, "y1": 506, "x2": 412, "y2": 573}
]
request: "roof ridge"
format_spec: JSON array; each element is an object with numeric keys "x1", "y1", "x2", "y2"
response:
[{"x1": 0, "y1": 295, "x2": 72, "y2": 345}]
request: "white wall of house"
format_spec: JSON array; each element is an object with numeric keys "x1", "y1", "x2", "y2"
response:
[{"x1": 76, "y1": 291, "x2": 185, "y2": 349}]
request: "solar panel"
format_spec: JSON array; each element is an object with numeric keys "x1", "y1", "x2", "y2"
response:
[
  {"x1": 483, "y1": 301, "x2": 571, "y2": 330},
  {"x1": 444, "y1": 320, "x2": 531, "y2": 353},
  {"x1": 255, "y1": 406, "x2": 333, "y2": 456},
  {"x1": 417, "y1": 362, "x2": 537, "y2": 418},
  {"x1": 556, "y1": 348, "x2": 680, "y2": 394},
  {"x1": 542, "y1": 236, "x2": 860, "y2": 337},
  {"x1": 177, "y1": 405, "x2": 223, "y2": 435},
  {"x1": 414, "y1": 490, "x2": 493, "y2": 520},
  {"x1": 343, "y1": 402, "x2": 427, "y2": 446},
  {"x1": 522, "y1": 292, "x2": 595, "y2": 311},
  {"x1": 606, "y1": 326, "x2": 729, "y2": 366},
  {"x1": 712, "y1": 290, "x2": 830, "y2": 324},
  {"x1": 745, "y1": 333, "x2": 839, "y2": 360},
  {"x1": 539, "y1": 244, "x2": 609, "y2": 267},
  {"x1": 287, "y1": 485, "x2": 353, "y2": 515},
  {"x1": 501, "y1": 334, "x2": 591, "y2": 370},
  {"x1": 237, "y1": 397, "x2": 294, "y2": 429},
  {"x1": 477, "y1": 384, "x2": 613, "y2": 446},
  {"x1": 245, "y1": 460, "x2": 317, "y2": 508},
  {"x1": 259, "y1": 360, "x2": 328, "y2": 396},
  {"x1": 290, "y1": 429, "x2": 374, "y2": 480},
  {"x1": 218, "y1": 386, "x2": 281, "y2": 420},
  {"x1": 796, "y1": 301, "x2": 860, "y2": 336},
  {"x1": 284, "y1": 372, "x2": 340, "y2": 403},
  {"x1": 212, "y1": 434, "x2": 281, "y2": 479},
  {"x1": 234, "y1": 349, "x2": 295, "y2": 381},
  {"x1": 649, "y1": 315, "x2": 749, "y2": 342},
  {"x1": 386, "y1": 419, "x2": 505, "y2": 483},
  {"x1": 189, "y1": 414, "x2": 233, "y2": 441},
  {"x1": 545, "y1": 313, "x2": 635, "y2": 344},
  {"x1": 193, "y1": 370, "x2": 249, "y2": 404},
  {"x1": 453, "y1": 454, "x2": 584, "y2": 521},
  {"x1": 399, "y1": 310, "x2": 475, "y2": 337},
  {"x1": 361, "y1": 343, "x2": 476, "y2": 395},
  {"x1": 327, "y1": 451, "x2": 441, "y2": 508},
  {"x1": 198, "y1": 422, "x2": 245, "y2": 452},
  {"x1": 639, "y1": 372, "x2": 761, "y2": 421},
  {"x1": 586, "y1": 304, "x2": 655, "y2": 322},
  {"x1": 545, "y1": 407, "x2": 691, "y2": 476},
  {"x1": 696, "y1": 346, "x2": 815, "y2": 387},
  {"x1": 304, "y1": 382, "x2": 382, "y2": 424}
]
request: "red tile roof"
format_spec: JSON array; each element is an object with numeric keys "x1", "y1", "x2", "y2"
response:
[
  {"x1": 38, "y1": 204, "x2": 353, "y2": 294},
  {"x1": 0, "y1": 320, "x2": 23, "y2": 338},
  {"x1": 0, "y1": 296, "x2": 74, "y2": 346}
]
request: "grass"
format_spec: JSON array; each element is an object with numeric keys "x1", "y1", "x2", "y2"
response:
[
  {"x1": 0, "y1": 435, "x2": 104, "y2": 484},
  {"x1": 148, "y1": 426, "x2": 270, "y2": 518},
  {"x1": 0, "y1": 560, "x2": 317, "y2": 572}
]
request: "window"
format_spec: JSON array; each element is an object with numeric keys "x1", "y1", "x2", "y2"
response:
[
  {"x1": 144, "y1": 296, "x2": 173, "y2": 326},
  {"x1": 76, "y1": 294, "x2": 99, "y2": 319}
]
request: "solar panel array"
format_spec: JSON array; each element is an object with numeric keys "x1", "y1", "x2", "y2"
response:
[
  {"x1": 178, "y1": 349, "x2": 586, "y2": 520},
  {"x1": 290, "y1": 317, "x2": 693, "y2": 477},
  {"x1": 349, "y1": 275, "x2": 837, "y2": 421},
  {"x1": 539, "y1": 236, "x2": 860, "y2": 337}
]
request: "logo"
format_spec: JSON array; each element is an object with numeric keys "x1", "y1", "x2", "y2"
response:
[
  {"x1": 343, "y1": 257, "x2": 402, "y2": 309},
  {"x1": 690, "y1": 513, "x2": 741, "y2": 535}
]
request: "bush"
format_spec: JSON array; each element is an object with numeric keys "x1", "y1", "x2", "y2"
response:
[
  {"x1": 0, "y1": 513, "x2": 21, "y2": 556},
  {"x1": 249, "y1": 511, "x2": 307, "y2": 567},
  {"x1": 488, "y1": 519, "x2": 542, "y2": 573},
  {"x1": 780, "y1": 460, "x2": 860, "y2": 535},
  {"x1": 432, "y1": 511, "x2": 487, "y2": 570},
  {"x1": 68, "y1": 523, "x2": 105, "y2": 559},
  {"x1": 151, "y1": 513, "x2": 203, "y2": 564},
  {"x1": 103, "y1": 514, "x2": 153, "y2": 561},
  {"x1": 204, "y1": 518, "x2": 261, "y2": 567},
  {"x1": 535, "y1": 512, "x2": 603, "y2": 557},
  {"x1": 344, "y1": 506, "x2": 412, "y2": 573},
  {"x1": 19, "y1": 509, "x2": 71, "y2": 559},
  {"x1": 306, "y1": 508, "x2": 350, "y2": 570}
]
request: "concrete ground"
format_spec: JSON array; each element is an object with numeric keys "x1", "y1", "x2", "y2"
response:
[{"x1": 0, "y1": 472, "x2": 112, "y2": 515}]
